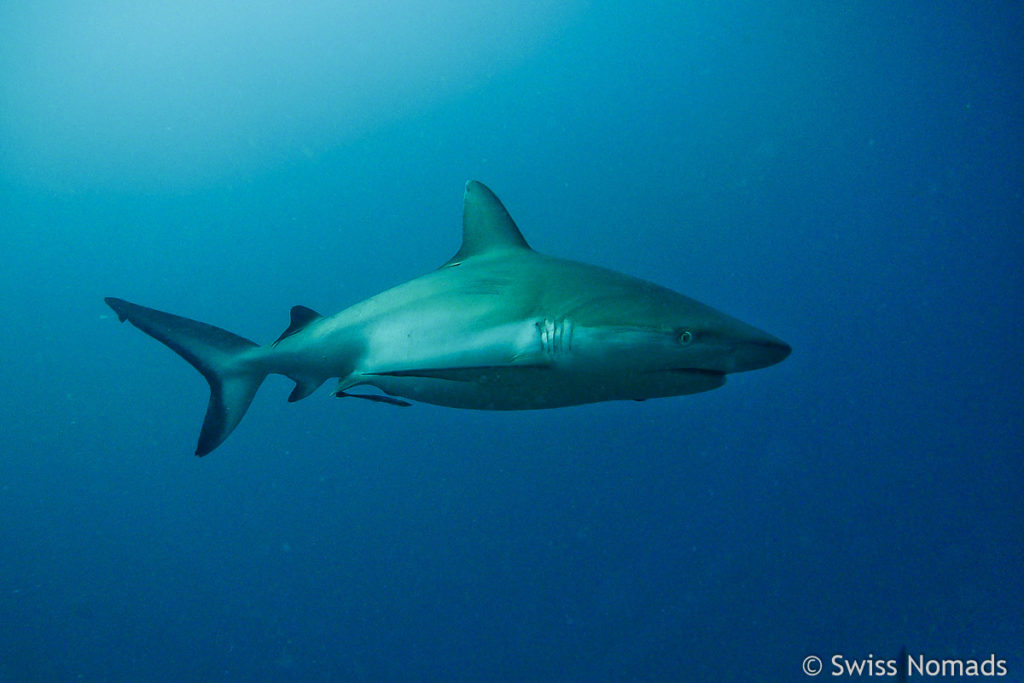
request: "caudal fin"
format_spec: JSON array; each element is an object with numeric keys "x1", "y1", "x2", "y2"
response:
[{"x1": 105, "y1": 297, "x2": 267, "y2": 456}]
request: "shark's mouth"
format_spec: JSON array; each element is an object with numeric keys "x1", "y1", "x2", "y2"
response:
[{"x1": 665, "y1": 368, "x2": 725, "y2": 377}]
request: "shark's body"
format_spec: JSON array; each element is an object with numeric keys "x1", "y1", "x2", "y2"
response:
[{"x1": 107, "y1": 181, "x2": 789, "y2": 456}]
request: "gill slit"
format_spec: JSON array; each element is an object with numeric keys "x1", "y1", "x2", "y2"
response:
[{"x1": 536, "y1": 318, "x2": 574, "y2": 359}]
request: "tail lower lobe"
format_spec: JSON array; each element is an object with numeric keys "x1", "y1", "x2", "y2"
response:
[{"x1": 105, "y1": 297, "x2": 266, "y2": 456}]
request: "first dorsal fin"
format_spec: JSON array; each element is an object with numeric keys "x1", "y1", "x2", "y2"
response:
[
  {"x1": 446, "y1": 181, "x2": 531, "y2": 265},
  {"x1": 273, "y1": 305, "x2": 323, "y2": 346}
]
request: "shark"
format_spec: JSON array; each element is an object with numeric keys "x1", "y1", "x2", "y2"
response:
[{"x1": 106, "y1": 181, "x2": 790, "y2": 456}]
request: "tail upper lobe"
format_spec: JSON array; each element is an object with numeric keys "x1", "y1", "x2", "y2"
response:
[{"x1": 105, "y1": 298, "x2": 267, "y2": 456}]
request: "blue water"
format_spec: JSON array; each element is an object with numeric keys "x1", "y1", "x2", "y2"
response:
[{"x1": 2, "y1": 3, "x2": 1021, "y2": 681}]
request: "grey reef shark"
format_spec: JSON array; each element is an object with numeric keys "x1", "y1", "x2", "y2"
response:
[{"x1": 106, "y1": 181, "x2": 790, "y2": 456}]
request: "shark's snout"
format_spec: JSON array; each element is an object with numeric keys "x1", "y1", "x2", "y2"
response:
[{"x1": 730, "y1": 333, "x2": 791, "y2": 372}]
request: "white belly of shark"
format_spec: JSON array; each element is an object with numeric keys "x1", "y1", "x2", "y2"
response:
[{"x1": 106, "y1": 181, "x2": 790, "y2": 456}]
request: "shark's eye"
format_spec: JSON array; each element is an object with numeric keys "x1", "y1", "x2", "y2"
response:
[{"x1": 677, "y1": 329, "x2": 694, "y2": 346}]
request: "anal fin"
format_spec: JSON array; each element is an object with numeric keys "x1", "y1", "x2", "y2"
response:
[{"x1": 288, "y1": 377, "x2": 325, "y2": 402}]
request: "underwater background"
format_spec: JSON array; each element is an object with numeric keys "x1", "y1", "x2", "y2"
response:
[{"x1": 1, "y1": 2, "x2": 1021, "y2": 681}]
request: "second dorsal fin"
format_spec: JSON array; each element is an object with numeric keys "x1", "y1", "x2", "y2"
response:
[{"x1": 273, "y1": 305, "x2": 323, "y2": 346}]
